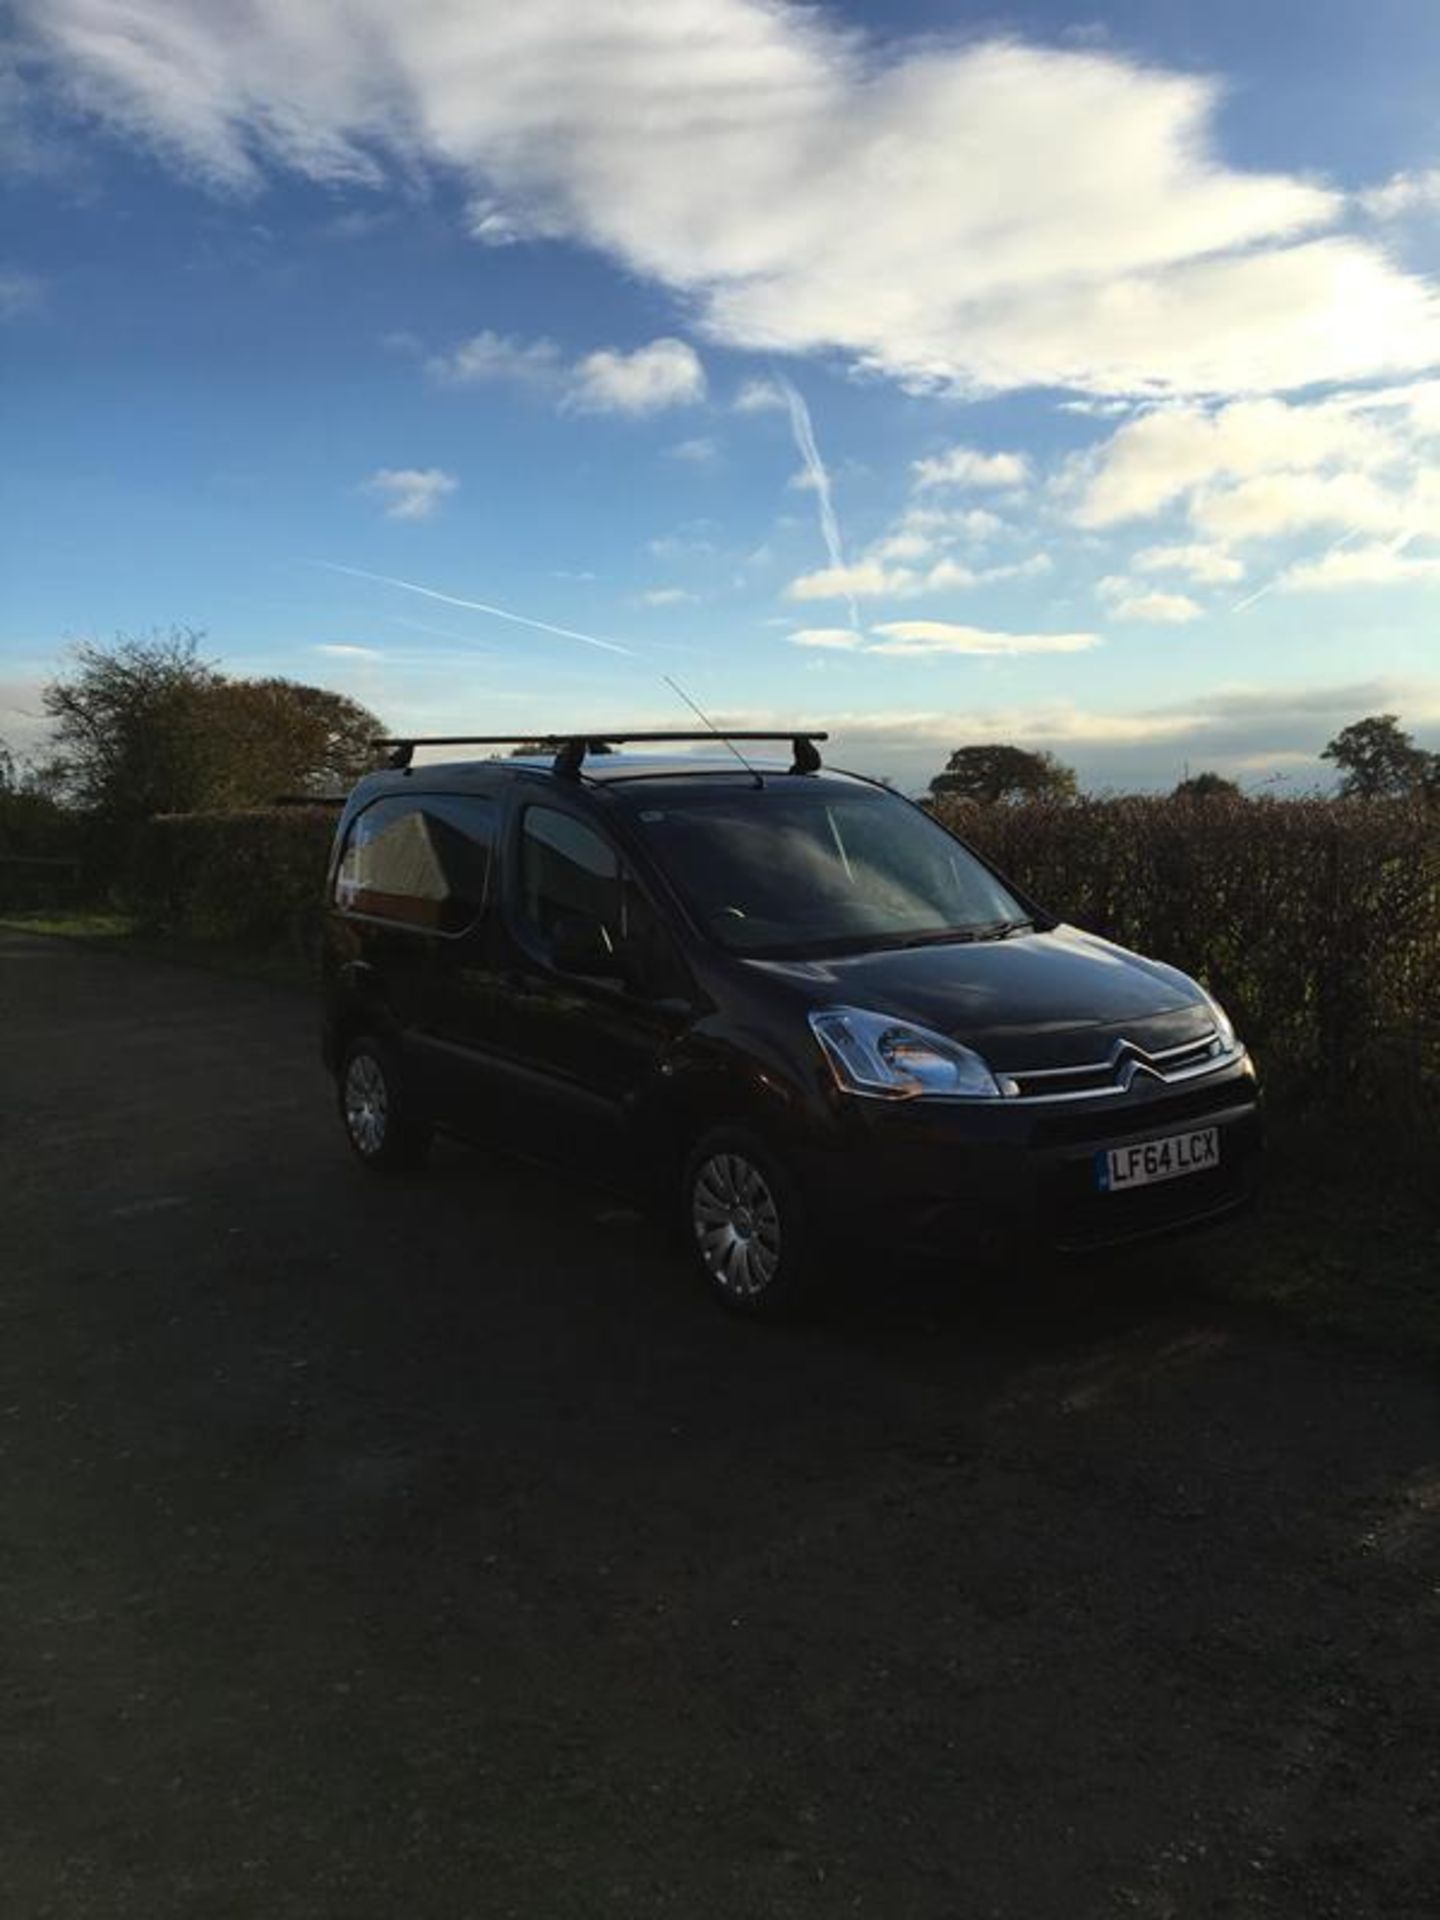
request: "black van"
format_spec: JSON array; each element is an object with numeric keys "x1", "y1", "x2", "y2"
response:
[{"x1": 322, "y1": 731, "x2": 1260, "y2": 1314}]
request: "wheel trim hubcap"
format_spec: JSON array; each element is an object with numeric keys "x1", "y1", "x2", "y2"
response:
[
  {"x1": 344, "y1": 1054, "x2": 388, "y2": 1155},
  {"x1": 692, "y1": 1153, "x2": 782, "y2": 1296}
]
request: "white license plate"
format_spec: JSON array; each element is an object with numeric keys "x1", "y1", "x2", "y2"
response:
[{"x1": 1097, "y1": 1126, "x2": 1219, "y2": 1192}]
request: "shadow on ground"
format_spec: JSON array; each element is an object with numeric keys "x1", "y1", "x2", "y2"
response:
[{"x1": 4, "y1": 930, "x2": 1438, "y2": 1919}]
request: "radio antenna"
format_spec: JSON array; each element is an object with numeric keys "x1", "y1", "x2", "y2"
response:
[{"x1": 662, "y1": 675, "x2": 763, "y2": 787}]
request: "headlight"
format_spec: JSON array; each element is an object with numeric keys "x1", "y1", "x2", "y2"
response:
[
  {"x1": 809, "y1": 1005, "x2": 1001, "y2": 1101},
  {"x1": 1204, "y1": 993, "x2": 1240, "y2": 1053}
]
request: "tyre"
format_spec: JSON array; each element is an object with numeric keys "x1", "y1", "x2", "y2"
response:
[
  {"x1": 337, "y1": 1033, "x2": 433, "y2": 1173},
  {"x1": 681, "y1": 1126, "x2": 819, "y2": 1318}
]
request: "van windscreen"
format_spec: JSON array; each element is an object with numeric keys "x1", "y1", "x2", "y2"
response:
[{"x1": 623, "y1": 786, "x2": 1031, "y2": 956}]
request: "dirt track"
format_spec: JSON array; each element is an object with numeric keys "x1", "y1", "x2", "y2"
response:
[{"x1": 3, "y1": 926, "x2": 1438, "y2": 1918}]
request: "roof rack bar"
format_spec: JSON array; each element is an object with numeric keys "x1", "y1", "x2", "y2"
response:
[{"x1": 373, "y1": 730, "x2": 830, "y2": 776}]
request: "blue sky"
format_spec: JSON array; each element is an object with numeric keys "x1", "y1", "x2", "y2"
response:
[{"x1": 3, "y1": 0, "x2": 1439, "y2": 792}]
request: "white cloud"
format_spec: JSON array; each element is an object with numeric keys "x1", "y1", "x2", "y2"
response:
[
  {"x1": 25, "y1": 4, "x2": 1440, "y2": 398},
  {"x1": 427, "y1": 329, "x2": 562, "y2": 387},
  {"x1": 667, "y1": 436, "x2": 718, "y2": 463},
  {"x1": 985, "y1": 552, "x2": 1053, "y2": 582},
  {"x1": 1278, "y1": 543, "x2": 1440, "y2": 593},
  {"x1": 1066, "y1": 390, "x2": 1440, "y2": 592},
  {"x1": 647, "y1": 530, "x2": 716, "y2": 558},
  {"x1": 1190, "y1": 471, "x2": 1409, "y2": 541},
  {"x1": 912, "y1": 446, "x2": 1031, "y2": 491},
  {"x1": 1068, "y1": 396, "x2": 1401, "y2": 527},
  {"x1": 947, "y1": 508, "x2": 1009, "y2": 541},
  {"x1": 467, "y1": 197, "x2": 529, "y2": 245},
  {"x1": 1098, "y1": 579, "x2": 1203, "y2": 623},
  {"x1": 872, "y1": 505, "x2": 1008, "y2": 563},
  {"x1": 1132, "y1": 543, "x2": 1244, "y2": 583},
  {"x1": 566, "y1": 337, "x2": 705, "y2": 414},
  {"x1": 1359, "y1": 169, "x2": 1440, "y2": 220},
  {"x1": 787, "y1": 549, "x2": 1052, "y2": 602},
  {"x1": 1058, "y1": 396, "x2": 1135, "y2": 418},
  {"x1": 363, "y1": 467, "x2": 459, "y2": 521},
  {"x1": 786, "y1": 628, "x2": 865, "y2": 650},
  {"x1": 786, "y1": 560, "x2": 917, "y2": 602},
  {"x1": 921, "y1": 559, "x2": 978, "y2": 592},
  {"x1": 871, "y1": 529, "x2": 936, "y2": 564},
  {"x1": 733, "y1": 377, "x2": 787, "y2": 413},
  {"x1": 315, "y1": 642, "x2": 384, "y2": 658},
  {"x1": 868, "y1": 622, "x2": 1100, "y2": 658},
  {"x1": 0, "y1": 267, "x2": 43, "y2": 318},
  {"x1": 429, "y1": 328, "x2": 705, "y2": 415},
  {"x1": 639, "y1": 586, "x2": 698, "y2": 606}
]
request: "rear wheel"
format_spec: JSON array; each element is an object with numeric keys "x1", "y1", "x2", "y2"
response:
[
  {"x1": 681, "y1": 1127, "x2": 818, "y2": 1318},
  {"x1": 338, "y1": 1034, "x2": 432, "y2": 1172}
]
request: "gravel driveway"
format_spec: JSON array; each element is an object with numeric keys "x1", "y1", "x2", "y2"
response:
[{"x1": 3, "y1": 927, "x2": 1437, "y2": 1918}]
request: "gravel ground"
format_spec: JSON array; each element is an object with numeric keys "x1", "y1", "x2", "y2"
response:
[{"x1": 3, "y1": 927, "x2": 1438, "y2": 1918}]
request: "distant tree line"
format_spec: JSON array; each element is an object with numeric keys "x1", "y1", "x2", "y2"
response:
[
  {"x1": 4, "y1": 632, "x2": 1437, "y2": 833},
  {"x1": 924, "y1": 713, "x2": 1438, "y2": 805}
]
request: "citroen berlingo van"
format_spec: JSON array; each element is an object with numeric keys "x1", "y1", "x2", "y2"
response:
[{"x1": 322, "y1": 731, "x2": 1260, "y2": 1314}]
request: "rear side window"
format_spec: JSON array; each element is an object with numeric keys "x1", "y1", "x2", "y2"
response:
[{"x1": 334, "y1": 795, "x2": 493, "y2": 933}]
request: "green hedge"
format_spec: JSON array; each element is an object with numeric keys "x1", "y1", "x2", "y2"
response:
[
  {"x1": 0, "y1": 796, "x2": 128, "y2": 909},
  {"x1": 110, "y1": 795, "x2": 1440, "y2": 1128},
  {"x1": 124, "y1": 806, "x2": 339, "y2": 957},
  {"x1": 935, "y1": 794, "x2": 1440, "y2": 1123}
]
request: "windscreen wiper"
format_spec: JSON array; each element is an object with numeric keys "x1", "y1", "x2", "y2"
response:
[
  {"x1": 897, "y1": 920, "x2": 1034, "y2": 948},
  {"x1": 970, "y1": 918, "x2": 1034, "y2": 941},
  {"x1": 895, "y1": 927, "x2": 985, "y2": 949}
]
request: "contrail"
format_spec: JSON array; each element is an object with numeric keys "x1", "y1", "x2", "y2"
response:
[
  {"x1": 776, "y1": 376, "x2": 858, "y2": 630},
  {"x1": 319, "y1": 562, "x2": 636, "y2": 655},
  {"x1": 1231, "y1": 524, "x2": 1368, "y2": 613}
]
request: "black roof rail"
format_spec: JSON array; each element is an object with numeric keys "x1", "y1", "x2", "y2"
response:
[{"x1": 372, "y1": 731, "x2": 829, "y2": 777}]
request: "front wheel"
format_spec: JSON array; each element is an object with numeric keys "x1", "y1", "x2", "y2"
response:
[
  {"x1": 681, "y1": 1127, "x2": 819, "y2": 1318},
  {"x1": 338, "y1": 1034, "x2": 432, "y2": 1173}
]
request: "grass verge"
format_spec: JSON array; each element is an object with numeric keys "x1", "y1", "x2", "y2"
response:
[{"x1": 0, "y1": 907, "x2": 318, "y2": 991}]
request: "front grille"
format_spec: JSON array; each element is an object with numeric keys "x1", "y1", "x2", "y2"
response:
[{"x1": 1002, "y1": 1028, "x2": 1230, "y2": 1103}]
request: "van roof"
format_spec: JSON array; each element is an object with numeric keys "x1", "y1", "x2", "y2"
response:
[{"x1": 344, "y1": 751, "x2": 873, "y2": 806}]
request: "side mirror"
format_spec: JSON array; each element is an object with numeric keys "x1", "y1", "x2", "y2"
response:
[{"x1": 551, "y1": 912, "x2": 620, "y2": 978}]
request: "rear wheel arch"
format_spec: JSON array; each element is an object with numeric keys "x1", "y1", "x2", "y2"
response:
[
  {"x1": 328, "y1": 962, "x2": 404, "y2": 1064},
  {"x1": 337, "y1": 1030, "x2": 433, "y2": 1172}
]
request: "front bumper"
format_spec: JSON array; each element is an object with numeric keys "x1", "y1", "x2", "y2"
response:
[{"x1": 791, "y1": 1055, "x2": 1261, "y2": 1263}]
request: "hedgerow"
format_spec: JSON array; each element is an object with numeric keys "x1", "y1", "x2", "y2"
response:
[
  {"x1": 115, "y1": 795, "x2": 1439, "y2": 1127},
  {"x1": 935, "y1": 793, "x2": 1439, "y2": 1123},
  {"x1": 124, "y1": 806, "x2": 338, "y2": 956}
]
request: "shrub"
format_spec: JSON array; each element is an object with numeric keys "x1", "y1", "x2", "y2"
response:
[
  {"x1": 0, "y1": 790, "x2": 84, "y2": 909},
  {"x1": 125, "y1": 807, "x2": 339, "y2": 958},
  {"x1": 934, "y1": 793, "x2": 1439, "y2": 1126}
]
